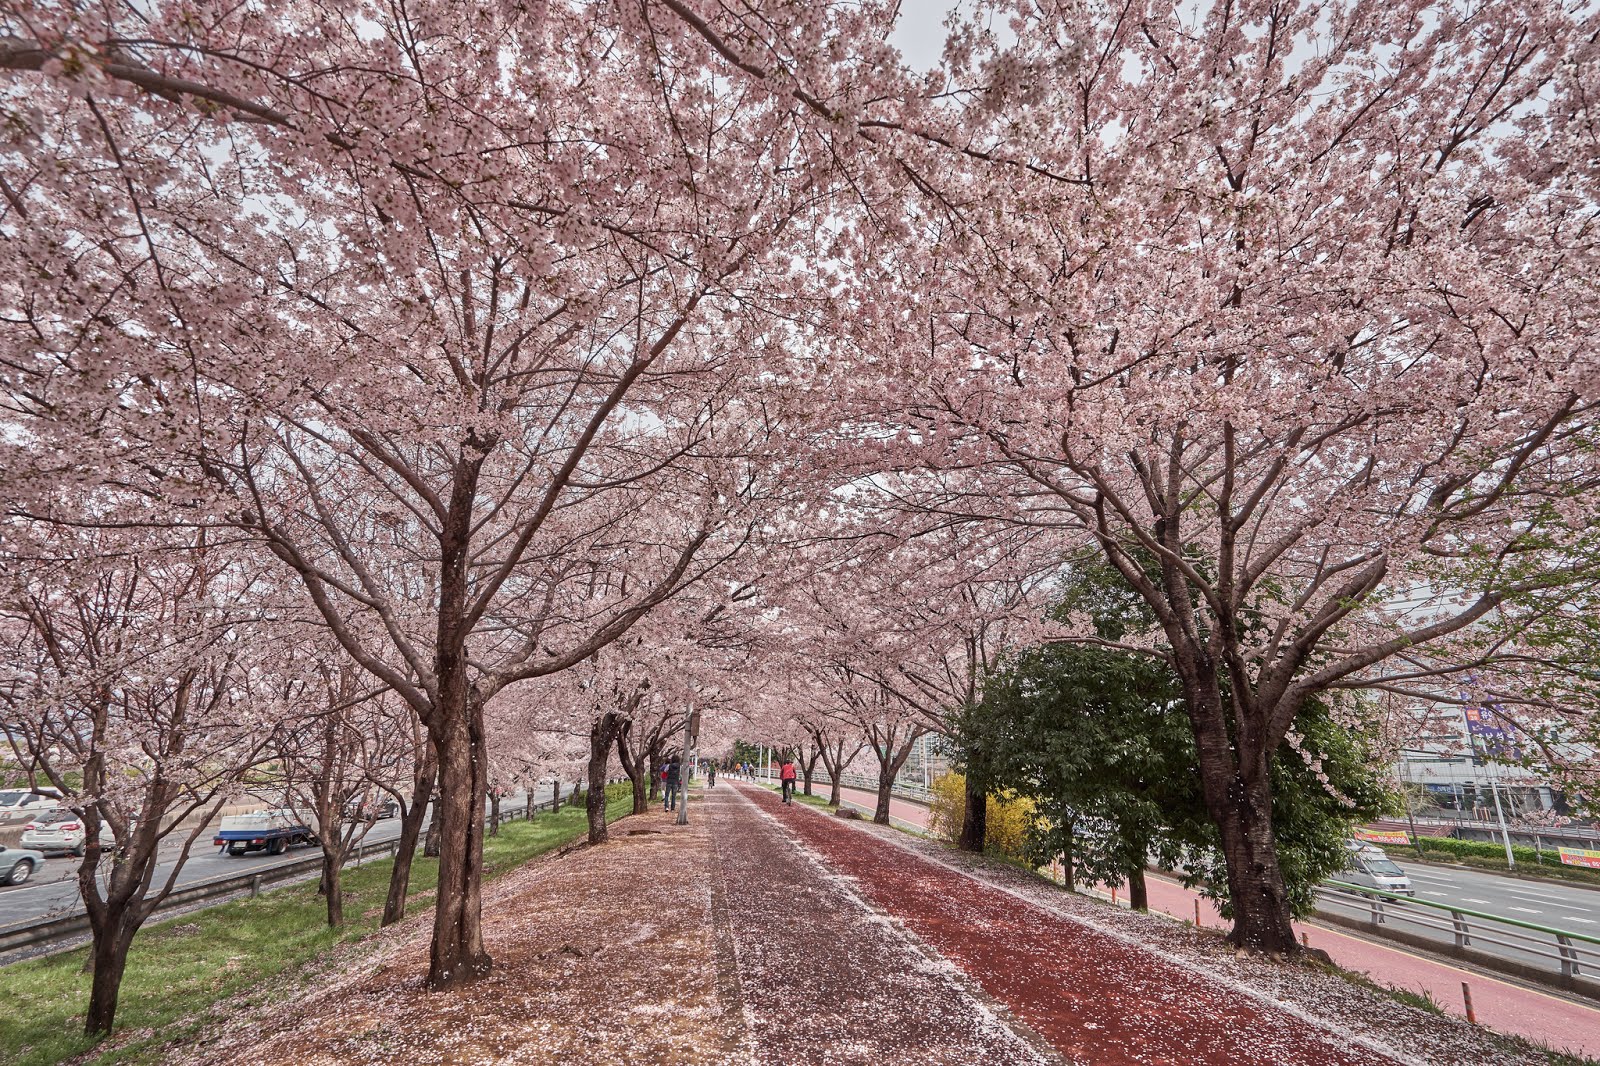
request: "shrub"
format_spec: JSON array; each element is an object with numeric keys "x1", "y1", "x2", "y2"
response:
[{"x1": 927, "y1": 771, "x2": 1033, "y2": 861}]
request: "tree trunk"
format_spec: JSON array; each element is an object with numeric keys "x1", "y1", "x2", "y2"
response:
[
  {"x1": 647, "y1": 749, "x2": 662, "y2": 802},
  {"x1": 489, "y1": 791, "x2": 501, "y2": 837},
  {"x1": 874, "y1": 764, "x2": 893, "y2": 825},
  {"x1": 525, "y1": 791, "x2": 534, "y2": 820},
  {"x1": 424, "y1": 701, "x2": 491, "y2": 990},
  {"x1": 384, "y1": 758, "x2": 436, "y2": 926},
  {"x1": 423, "y1": 806, "x2": 443, "y2": 857},
  {"x1": 83, "y1": 918, "x2": 136, "y2": 1036},
  {"x1": 323, "y1": 849, "x2": 344, "y2": 927},
  {"x1": 1062, "y1": 850, "x2": 1075, "y2": 893},
  {"x1": 631, "y1": 764, "x2": 647, "y2": 814},
  {"x1": 958, "y1": 775, "x2": 987, "y2": 852},
  {"x1": 587, "y1": 713, "x2": 620, "y2": 845},
  {"x1": 615, "y1": 720, "x2": 650, "y2": 815},
  {"x1": 1211, "y1": 771, "x2": 1297, "y2": 952},
  {"x1": 551, "y1": 780, "x2": 561, "y2": 812},
  {"x1": 1128, "y1": 867, "x2": 1149, "y2": 913},
  {"x1": 1188, "y1": 687, "x2": 1297, "y2": 953}
]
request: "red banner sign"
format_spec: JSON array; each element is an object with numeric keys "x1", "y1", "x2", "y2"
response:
[
  {"x1": 1558, "y1": 847, "x2": 1600, "y2": 870},
  {"x1": 1354, "y1": 828, "x2": 1411, "y2": 847}
]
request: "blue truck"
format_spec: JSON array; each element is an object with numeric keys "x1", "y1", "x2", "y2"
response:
[{"x1": 213, "y1": 808, "x2": 318, "y2": 856}]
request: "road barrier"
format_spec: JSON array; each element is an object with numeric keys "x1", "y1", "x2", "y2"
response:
[
  {"x1": 806, "y1": 771, "x2": 932, "y2": 806},
  {"x1": 1314, "y1": 879, "x2": 1600, "y2": 996},
  {"x1": 0, "y1": 792, "x2": 565, "y2": 958}
]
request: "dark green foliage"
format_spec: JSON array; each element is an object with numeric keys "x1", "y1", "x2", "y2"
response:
[{"x1": 958, "y1": 560, "x2": 1393, "y2": 917}]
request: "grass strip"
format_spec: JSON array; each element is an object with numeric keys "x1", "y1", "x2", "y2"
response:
[{"x1": 0, "y1": 783, "x2": 631, "y2": 1066}]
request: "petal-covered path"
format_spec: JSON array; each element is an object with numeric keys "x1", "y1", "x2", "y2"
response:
[
  {"x1": 704, "y1": 785, "x2": 1053, "y2": 1064},
  {"x1": 178, "y1": 784, "x2": 1564, "y2": 1066},
  {"x1": 735, "y1": 784, "x2": 1404, "y2": 1066}
]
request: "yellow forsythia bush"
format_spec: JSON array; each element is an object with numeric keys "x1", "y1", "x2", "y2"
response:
[{"x1": 927, "y1": 771, "x2": 1034, "y2": 861}]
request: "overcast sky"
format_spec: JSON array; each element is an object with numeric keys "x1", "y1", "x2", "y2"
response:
[{"x1": 889, "y1": 0, "x2": 957, "y2": 70}]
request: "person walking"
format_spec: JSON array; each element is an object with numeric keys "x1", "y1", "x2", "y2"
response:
[
  {"x1": 708, "y1": 763, "x2": 717, "y2": 788},
  {"x1": 664, "y1": 758, "x2": 681, "y2": 812},
  {"x1": 779, "y1": 757, "x2": 797, "y2": 804}
]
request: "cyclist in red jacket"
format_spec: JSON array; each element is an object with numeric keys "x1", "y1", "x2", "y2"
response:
[{"x1": 779, "y1": 757, "x2": 798, "y2": 804}]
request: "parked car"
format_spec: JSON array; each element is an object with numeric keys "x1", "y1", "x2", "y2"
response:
[
  {"x1": 20, "y1": 809, "x2": 114, "y2": 856},
  {"x1": 1335, "y1": 840, "x2": 1414, "y2": 896},
  {"x1": 0, "y1": 788, "x2": 63, "y2": 826},
  {"x1": 0, "y1": 843, "x2": 44, "y2": 885}
]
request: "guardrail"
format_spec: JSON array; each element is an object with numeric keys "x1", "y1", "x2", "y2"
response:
[
  {"x1": 1314, "y1": 879, "x2": 1600, "y2": 990},
  {"x1": 804, "y1": 772, "x2": 933, "y2": 806},
  {"x1": 0, "y1": 791, "x2": 568, "y2": 958}
]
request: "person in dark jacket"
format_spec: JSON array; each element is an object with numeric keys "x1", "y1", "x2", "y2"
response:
[{"x1": 664, "y1": 758, "x2": 681, "y2": 812}]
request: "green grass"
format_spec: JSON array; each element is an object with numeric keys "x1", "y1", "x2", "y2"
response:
[{"x1": 0, "y1": 783, "x2": 632, "y2": 1066}]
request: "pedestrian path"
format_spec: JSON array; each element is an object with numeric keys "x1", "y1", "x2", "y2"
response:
[
  {"x1": 822, "y1": 781, "x2": 1600, "y2": 1060},
  {"x1": 703, "y1": 786, "x2": 1051, "y2": 1064}
]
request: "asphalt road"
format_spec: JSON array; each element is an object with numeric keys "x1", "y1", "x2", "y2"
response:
[
  {"x1": 0, "y1": 786, "x2": 553, "y2": 929},
  {"x1": 1317, "y1": 856, "x2": 1600, "y2": 976}
]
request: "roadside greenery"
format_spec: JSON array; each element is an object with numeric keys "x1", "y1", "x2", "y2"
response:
[
  {"x1": 0, "y1": 783, "x2": 632, "y2": 1066},
  {"x1": 927, "y1": 772, "x2": 1033, "y2": 861},
  {"x1": 955, "y1": 561, "x2": 1395, "y2": 917},
  {"x1": 1408, "y1": 835, "x2": 1600, "y2": 887}
]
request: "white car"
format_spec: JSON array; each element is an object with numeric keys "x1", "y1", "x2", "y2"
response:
[
  {"x1": 0, "y1": 843, "x2": 44, "y2": 885},
  {"x1": 21, "y1": 809, "x2": 114, "y2": 857},
  {"x1": 1337, "y1": 841, "x2": 1414, "y2": 896},
  {"x1": 0, "y1": 788, "x2": 63, "y2": 826}
]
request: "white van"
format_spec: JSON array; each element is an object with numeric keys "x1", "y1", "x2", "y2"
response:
[
  {"x1": 1336, "y1": 841, "x2": 1414, "y2": 896},
  {"x1": 0, "y1": 787, "x2": 63, "y2": 826}
]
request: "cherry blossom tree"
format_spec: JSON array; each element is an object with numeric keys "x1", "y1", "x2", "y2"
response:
[
  {"x1": 274, "y1": 653, "x2": 414, "y2": 928},
  {"x1": 851, "y1": 0, "x2": 1600, "y2": 952},
  {"x1": 2, "y1": 0, "x2": 893, "y2": 988},
  {"x1": 0, "y1": 520, "x2": 275, "y2": 1035}
]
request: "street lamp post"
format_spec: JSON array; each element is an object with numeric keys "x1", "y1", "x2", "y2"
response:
[{"x1": 677, "y1": 708, "x2": 700, "y2": 826}]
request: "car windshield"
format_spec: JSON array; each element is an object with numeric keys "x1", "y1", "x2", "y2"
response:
[
  {"x1": 0, "y1": 792, "x2": 24, "y2": 807},
  {"x1": 1368, "y1": 859, "x2": 1405, "y2": 877}
]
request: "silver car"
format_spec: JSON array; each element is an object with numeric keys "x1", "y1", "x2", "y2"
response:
[
  {"x1": 0, "y1": 843, "x2": 44, "y2": 885},
  {"x1": 1337, "y1": 841, "x2": 1414, "y2": 896}
]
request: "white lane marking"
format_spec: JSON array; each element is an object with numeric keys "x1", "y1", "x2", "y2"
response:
[
  {"x1": 1402, "y1": 871, "x2": 1453, "y2": 883},
  {"x1": 1507, "y1": 906, "x2": 1543, "y2": 914},
  {"x1": 1512, "y1": 895, "x2": 1596, "y2": 913},
  {"x1": 1502, "y1": 886, "x2": 1566, "y2": 899},
  {"x1": 1460, "y1": 898, "x2": 1493, "y2": 905},
  {"x1": 1566, "y1": 917, "x2": 1596, "y2": 924}
]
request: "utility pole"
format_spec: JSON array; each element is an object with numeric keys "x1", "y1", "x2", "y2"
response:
[
  {"x1": 1487, "y1": 759, "x2": 1516, "y2": 869},
  {"x1": 1469, "y1": 730, "x2": 1516, "y2": 869}
]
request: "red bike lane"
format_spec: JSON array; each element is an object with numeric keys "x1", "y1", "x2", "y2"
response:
[
  {"x1": 746, "y1": 785, "x2": 1402, "y2": 1066},
  {"x1": 820, "y1": 782, "x2": 1600, "y2": 1060}
]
